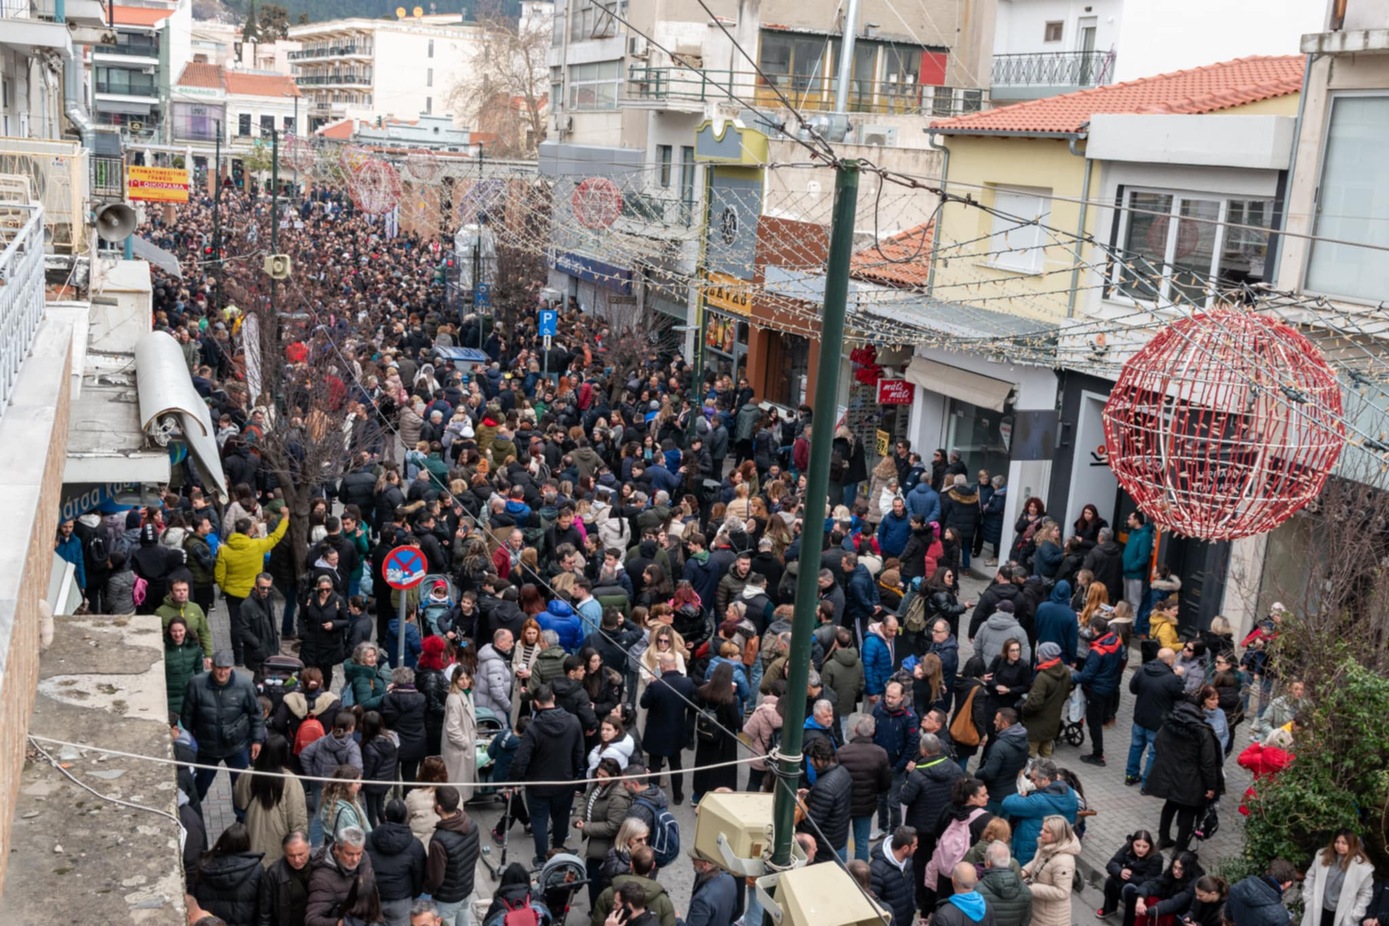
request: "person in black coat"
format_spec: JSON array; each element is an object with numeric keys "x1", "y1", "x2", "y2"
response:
[
  {"x1": 380, "y1": 667, "x2": 428, "y2": 784},
  {"x1": 968, "y1": 569, "x2": 1024, "y2": 641},
  {"x1": 640, "y1": 653, "x2": 696, "y2": 804},
  {"x1": 258, "y1": 831, "x2": 312, "y2": 926},
  {"x1": 192, "y1": 822, "x2": 264, "y2": 926},
  {"x1": 1082, "y1": 530, "x2": 1125, "y2": 606},
  {"x1": 510, "y1": 686, "x2": 587, "y2": 864},
  {"x1": 1099, "y1": 829, "x2": 1166, "y2": 917},
  {"x1": 365, "y1": 799, "x2": 426, "y2": 921},
  {"x1": 871, "y1": 827, "x2": 919, "y2": 926},
  {"x1": 798, "y1": 737, "x2": 852, "y2": 863},
  {"x1": 976, "y1": 708, "x2": 1030, "y2": 811},
  {"x1": 1145, "y1": 700, "x2": 1223, "y2": 853},
  {"x1": 300, "y1": 577, "x2": 350, "y2": 688},
  {"x1": 901, "y1": 733, "x2": 964, "y2": 913}
]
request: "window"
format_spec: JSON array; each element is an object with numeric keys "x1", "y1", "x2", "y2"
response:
[
  {"x1": 680, "y1": 145, "x2": 696, "y2": 224},
  {"x1": 260, "y1": 114, "x2": 275, "y2": 135},
  {"x1": 425, "y1": 96, "x2": 432, "y2": 114},
  {"x1": 568, "y1": 60, "x2": 622, "y2": 110},
  {"x1": 426, "y1": 68, "x2": 433, "y2": 88},
  {"x1": 1112, "y1": 189, "x2": 1273, "y2": 305},
  {"x1": 428, "y1": 39, "x2": 434, "y2": 57},
  {"x1": 238, "y1": 112, "x2": 252, "y2": 136},
  {"x1": 1044, "y1": 21, "x2": 1064, "y2": 42},
  {"x1": 758, "y1": 31, "x2": 832, "y2": 98},
  {"x1": 1306, "y1": 95, "x2": 1389, "y2": 302},
  {"x1": 657, "y1": 145, "x2": 672, "y2": 187},
  {"x1": 987, "y1": 187, "x2": 1052, "y2": 274},
  {"x1": 282, "y1": 115, "x2": 294, "y2": 133},
  {"x1": 570, "y1": 0, "x2": 625, "y2": 41},
  {"x1": 95, "y1": 66, "x2": 157, "y2": 96}
]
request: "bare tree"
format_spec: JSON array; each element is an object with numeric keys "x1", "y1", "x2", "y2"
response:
[{"x1": 447, "y1": 12, "x2": 550, "y2": 158}]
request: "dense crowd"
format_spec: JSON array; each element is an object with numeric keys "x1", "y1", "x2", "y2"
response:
[{"x1": 49, "y1": 183, "x2": 1381, "y2": 926}]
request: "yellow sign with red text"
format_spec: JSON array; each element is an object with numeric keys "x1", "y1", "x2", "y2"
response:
[{"x1": 127, "y1": 165, "x2": 190, "y2": 203}]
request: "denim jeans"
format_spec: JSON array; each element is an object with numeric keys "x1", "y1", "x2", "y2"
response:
[
  {"x1": 525, "y1": 790, "x2": 573, "y2": 863},
  {"x1": 194, "y1": 748, "x2": 250, "y2": 805},
  {"x1": 1126, "y1": 724, "x2": 1159, "y2": 784},
  {"x1": 280, "y1": 589, "x2": 298, "y2": 638},
  {"x1": 435, "y1": 895, "x2": 472, "y2": 926},
  {"x1": 877, "y1": 768, "x2": 905, "y2": 831},
  {"x1": 851, "y1": 815, "x2": 874, "y2": 862}
]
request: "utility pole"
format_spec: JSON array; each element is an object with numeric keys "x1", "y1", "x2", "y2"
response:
[
  {"x1": 767, "y1": 159, "x2": 860, "y2": 880},
  {"x1": 270, "y1": 128, "x2": 282, "y2": 411},
  {"x1": 212, "y1": 120, "x2": 223, "y2": 311}
]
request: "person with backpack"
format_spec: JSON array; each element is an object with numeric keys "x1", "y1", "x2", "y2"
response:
[
  {"x1": 511, "y1": 683, "x2": 586, "y2": 867},
  {"x1": 621, "y1": 765, "x2": 681, "y2": 869},
  {"x1": 484, "y1": 861, "x2": 554, "y2": 926},
  {"x1": 924, "y1": 778, "x2": 995, "y2": 909}
]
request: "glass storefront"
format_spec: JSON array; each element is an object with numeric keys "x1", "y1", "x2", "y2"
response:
[{"x1": 947, "y1": 396, "x2": 1015, "y2": 486}]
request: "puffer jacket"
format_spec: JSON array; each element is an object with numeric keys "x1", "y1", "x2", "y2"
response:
[
  {"x1": 538, "y1": 600, "x2": 584, "y2": 652},
  {"x1": 180, "y1": 671, "x2": 265, "y2": 760},
  {"x1": 799, "y1": 762, "x2": 852, "y2": 862},
  {"x1": 977, "y1": 865, "x2": 1033, "y2": 926},
  {"x1": 821, "y1": 645, "x2": 865, "y2": 711},
  {"x1": 578, "y1": 780, "x2": 634, "y2": 860},
  {"x1": 165, "y1": 629, "x2": 205, "y2": 715},
  {"x1": 1146, "y1": 701, "x2": 1223, "y2": 807},
  {"x1": 976, "y1": 723, "x2": 1030, "y2": 805},
  {"x1": 1020, "y1": 660, "x2": 1072, "y2": 744},
  {"x1": 1227, "y1": 875, "x2": 1291, "y2": 926},
  {"x1": 425, "y1": 812, "x2": 480, "y2": 904},
  {"x1": 525, "y1": 644, "x2": 569, "y2": 696},
  {"x1": 365, "y1": 820, "x2": 426, "y2": 903},
  {"x1": 1076, "y1": 631, "x2": 1125, "y2": 696},
  {"x1": 870, "y1": 838, "x2": 916, "y2": 926},
  {"x1": 837, "y1": 734, "x2": 892, "y2": 818},
  {"x1": 381, "y1": 686, "x2": 428, "y2": 763},
  {"x1": 215, "y1": 516, "x2": 289, "y2": 598},
  {"x1": 298, "y1": 729, "x2": 363, "y2": 778},
  {"x1": 344, "y1": 658, "x2": 393, "y2": 712},
  {"x1": 872, "y1": 701, "x2": 920, "y2": 773},
  {"x1": 305, "y1": 848, "x2": 375, "y2": 926},
  {"x1": 1033, "y1": 581, "x2": 1078, "y2": 664},
  {"x1": 193, "y1": 851, "x2": 265, "y2": 926},
  {"x1": 1021, "y1": 833, "x2": 1082, "y2": 926},
  {"x1": 1000, "y1": 782, "x2": 1079, "y2": 865},
  {"x1": 901, "y1": 755, "x2": 964, "y2": 833},
  {"x1": 474, "y1": 643, "x2": 515, "y2": 717}
]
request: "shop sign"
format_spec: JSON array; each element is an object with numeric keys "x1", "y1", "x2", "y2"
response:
[
  {"x1": 552, "y1": 251, "x2": 633, "y2": 294},
  {"x1": 127, "y1": 165, "x2": 190, "y2": 203},
  {"x1": 704, "y1": 270, "x2": 751, "y2": 317},
  {"x1": 876, "y1": 379, "x2": 915, "y2": 405}
]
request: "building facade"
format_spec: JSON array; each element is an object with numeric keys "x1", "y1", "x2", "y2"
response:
[{"x1": 95, "y1": 2, "x2": 193, "y2": 145}]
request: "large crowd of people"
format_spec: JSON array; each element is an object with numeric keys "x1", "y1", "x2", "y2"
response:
[{"x1": 50, "y1": 182, "x2": 1375, "y2": 926}]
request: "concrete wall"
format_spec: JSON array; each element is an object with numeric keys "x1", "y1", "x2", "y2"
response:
[
  {"x1": 373, "y1": 26, "x2": 480, "y2": 121},
  {"x1": 1112, "y1": 0, "x2": 1317, "y2": 81},
  {"x1": 0, "y1": 313, "x2": 74, "y2": 897},
  {"x1": 994, "y1": 0, "x2": 1123, "y2": 58}
]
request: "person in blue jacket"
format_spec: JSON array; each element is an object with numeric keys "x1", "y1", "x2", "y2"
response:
[
  {"x1": 876, "y1": 497, "x2": 913, "y2": 559},
  {"x1": 1034, "y1": 580, "x2": 1079, "y2": 666},
  {"x1": 1073, "y1": 615, "x2": 1125, "y2": 767},
  {"x1": 1000, "y1": 758, "x2": 1079, "y2": 865},
  {"x1": 538, "y1": 596, "x2": 585, "y2": 652},
  {"x1": 1123, "y1": 510, "x2": 1155, "y2": 624},
  {"x1": 907, "y1": 481, "x2": 941, "y2": 525}
]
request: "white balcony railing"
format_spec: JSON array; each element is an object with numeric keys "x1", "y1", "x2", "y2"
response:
[{"x1": 0, "y1": 203, "x2": 48, "y2": 417}]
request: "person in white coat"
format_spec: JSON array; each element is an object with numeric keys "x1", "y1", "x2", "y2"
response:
[
  {"x1": 1302, "y1": 830, "x2": 1375, "y2": 926},
  {"x1": 442, "y1": 665, "x2": 478, "y2": 801}
]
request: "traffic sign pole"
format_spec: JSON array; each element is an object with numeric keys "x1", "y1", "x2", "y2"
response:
[
  {"x1": 397, "y1": 595, "x2": 408, "y2": 669},
  {"x1": 382, "y1": 545, "x2": 427, "y2": 667}
]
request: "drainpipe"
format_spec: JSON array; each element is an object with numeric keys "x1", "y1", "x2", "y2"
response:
[
  {"x1": 1066, "y1": 132, "x2": 1091, "y2": 318},
  {"x1": 923, "y1": 129, "x2": 950, "y2": 298},
  {"x1": 832, "y1": 0, "x2": 861, "y2": 114},
  {"x1": 56, "y1": 0, "x2": 94, "y2": 148}
]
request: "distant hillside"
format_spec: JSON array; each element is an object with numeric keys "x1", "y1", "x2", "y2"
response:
[{"x1": 198, "y1": 0, "x2": 528, "y2": 24}]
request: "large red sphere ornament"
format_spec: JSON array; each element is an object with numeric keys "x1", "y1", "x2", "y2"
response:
[
  {"x1": 347, "y1": 160, "x2": 401, "y2": 215},
  {"x1": 1101, "y1": 309, "x2": 1346, "y2": 540},
  {"x1": 571, "y1": 177, "x2": 623, "y2": 228}
]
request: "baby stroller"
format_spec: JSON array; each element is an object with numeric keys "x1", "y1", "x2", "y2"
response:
[
  {"x1": 471, "y1": 706, "x2": 506, "y2": 802},
  {"x1": 1057, "y1": 685, "x2": 1087, "y2": 748},
  {"x1": 418, "y1": 574, "x2": 459, "y2": 637},
  {"x1": 258, "y1": 654, "x2": 304, "y2": 717}
]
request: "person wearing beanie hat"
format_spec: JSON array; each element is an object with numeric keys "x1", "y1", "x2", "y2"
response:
[{"x1": 1019, "y1": 641, "x2": 1073, "y2": 758}]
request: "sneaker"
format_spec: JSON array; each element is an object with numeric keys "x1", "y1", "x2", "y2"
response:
[
  {"x1": 1124, "y1": 775, "x2": 1140, "y2": 786},
  {"x1": 490, "y1": 828, "x2": 504, "y2": 846},
  {"x1": 1097, "y1": 909, "x2": 1115, "y2": 919},
  {"x1": 1079, "y1": 754, "x2": 1106, "y2": 766}
]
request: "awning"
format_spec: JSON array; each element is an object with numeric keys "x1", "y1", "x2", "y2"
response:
[
  {"x1": 132, "y1": 235, "x2": 183, "y2": 278},
  {"x1": 905, "y1": 357, "x2": 1015, "y2": 412},
  {"x1": 134, "y1": 331, "x2": 227, "y2": 502}
]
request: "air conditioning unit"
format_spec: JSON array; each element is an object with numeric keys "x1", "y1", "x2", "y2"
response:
[
  {"x1": 858, "y1": 124, "x2": 898, "y2": 147},
  {"x1": 628, "y1": 35, "x2": 648, "y2": 57}
]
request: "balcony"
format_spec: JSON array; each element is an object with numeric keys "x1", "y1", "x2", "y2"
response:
[
  {"x1": 625, "y1": 66, "x2": 988, "y2": 117},
  {"x1": 620, "y1": 190, "x2": 693, "y2": 228},
  {"x1": 289, "y1": 42, "x2": 372, "y2": 60},
  {"x1": 94, "y1": 43, "x2": 160, "y2": 61},
  {"x1": 95, "y1": 79, "x2": 159, "y2": 98},
  {"x1": 296, "y1": 71, "x2": 372, "y2": 87},
  {"x1": 990, "y1": 50, "x2": 1114, "y2": 102},
  {"x1": 0, "y1": 203, "x2": 47, "y2": 417},
  {"x1": 90, "y1": 155, "x2": 124, "y2": 199}
]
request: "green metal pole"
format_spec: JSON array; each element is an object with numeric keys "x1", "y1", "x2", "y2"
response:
[
  {"x1": 768, "y1": 158, "x2": 860, "y2": 875},
  {"x1": 270, "y1": 129, "x2": 282, "y2": 412}
]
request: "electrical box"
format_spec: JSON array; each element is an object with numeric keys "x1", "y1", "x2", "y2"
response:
[{"x1": 756, "y1": 863, "x2": 893, "y2": 926}]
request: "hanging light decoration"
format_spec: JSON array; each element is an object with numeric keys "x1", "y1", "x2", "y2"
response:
[{"x1": 1102, "y1": 307, "x2": 1346, "y2": 540}]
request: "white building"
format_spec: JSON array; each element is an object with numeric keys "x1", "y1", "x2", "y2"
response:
[
  {"x1": 990, "y1": 0, "x2": 1322, "y2": 102},
  {"x1": 190, "y1": 20, "x2": 302, "y2": 75},
  {"x1": 171, "y1": 62, "x2": 303, "y2": 175},
  {"x1": 288, "y1": 13, "x2": 482, "y2": 131},
  {"x1": 94, "y1": 1, "x2": 192, "y2": 144}
]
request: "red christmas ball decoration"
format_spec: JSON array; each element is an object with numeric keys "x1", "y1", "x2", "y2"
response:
[{"x1": 1101, "y1": 308, "x2": 1346, "y2": 540}]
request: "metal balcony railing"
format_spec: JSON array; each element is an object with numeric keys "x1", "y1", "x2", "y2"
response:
[
  {"x1": 990, "y1": 50, "x2": 1114, "y2": 88},
  {"x1": 0, "y1": 204, "x2": 48, "y2": 417},
  {"x1": 289, "y1": 43, "x2": 372, "y2": 60},
  {"x1": 620, "y1": 190, "x2": 693, "y2": 227},
  {"x1": 95, "y1": 79, "x2": 158, "y2": 97},
  {"x1": 95, "y1": 42, "x2": 160, "y2": 57},
  {"x1": 0, "y1": 0, "x2": 30, "y2": 17},
  {"x1": 90, "y1": 155, "x2": 124, "y2": 198},
  {"x1": 296, "y1": 72, "x2": 372, "y2": 86},
  {"x1": 625, "y1": 66, "x2": 989, "y2": 116}
]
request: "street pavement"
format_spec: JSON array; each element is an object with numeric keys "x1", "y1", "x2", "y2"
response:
[{"x1": 196, "y1": 569, "x2": 1251, "y2": 925}]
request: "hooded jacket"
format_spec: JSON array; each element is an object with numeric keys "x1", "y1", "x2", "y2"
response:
[
  {"x1": 474, "y1": 643, "x2": 515, "y2": 717},
  {"x1": 1076, "y1": 631, "x2": 1125, "y2": 697},
  {"x1": 298, "y1": 729, "x2": 363, "y2": 779},
  {"x1": 863, "y1": 622, "x2": 896, "y2": 697},
  {"x1": 1000, "y1": 782, "x2": 1079, "y2": 865},
  {"x1": 901, "y1": 754, "x2": 964, "y2": 833},
  {"x1": 906, "y1": 483, "x2": 941, "y2": 525},
  {"x1": 425, "y1": 811, "x2": 480, "y2": 904},
  {"x1": 1021, "y1": 832, "x2": 1082, "y2": 926},
  {"x1": 941, "y1": 484, "x2": 981, "y2": 537},
  {"x1": 1033, "y1": 581, "x2": 1078, "y2": 665},
  {"x1": 1146, "y1": 701, "x2": 1224, "y2": 807},
  {"x1": 977, "y1": 865, "x2": 1033, "y2": 926},
  {"x1": 870, "y1": 838, "x2": 917, "y2": 926},
  {"x1": 1020, "y1": 659, "x2": 1072, "y2": 744},
  {"x1": 1227, "y1": 876, "x2": 1291, "y2": 926},
  {"x1": 366, "y1": 821, "x2": 426, "y2": 903},
  {"x1": 591, "y1": 874, "x2": 677, "y2": 926},
  {"x1": 838, "y1": 734, "x2": 891, "y2": 817},
  {"x1": 538, "y1": 599, "x2": 584, "y2": 652},
  {"x1": 157, "y1": 596, "x2": 215, "y2": 660},
  {"x1": 1123, "y1": 522, "x2": 1156, "y2": 579},
  {"x1": 934, "y1": 890, "x2": 998, "y2": 926},
  {"x1": 876, "y1": 509, "x2": 912, "y2": 558},
  {"x1": 822, "y1": 645, "x2": 865, "y2": 710},
  {"x1": 305, "y1": 847, "x2": 376, "y2": 926},
  {"x1": 215, "y1": 516, "x2": 290, "y2": 598},
  {"x1": 511, "y1": 705, "x2": 585, "y2": 797},
  {"x1": 1128, "y1": 659, "x2": 1188, "y2": 732},
  {"x1": 193, "y1": 851, "x2": 265, "y2": 926},
  {"x1": 973, "y1": 610, "x2": 1032, "y2": 666}
]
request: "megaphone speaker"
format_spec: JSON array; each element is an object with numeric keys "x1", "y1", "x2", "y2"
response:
[{"x1": 93, "y1": 203, "x2": 137, "y2": 242}]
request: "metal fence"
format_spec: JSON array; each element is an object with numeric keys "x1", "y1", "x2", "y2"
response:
[
  {"x1": 0, "y1": 204, "x2": 48, "y2": 418},
  {"x1": 990, "y1": 50, "x2": 1114, "y2": 88}
]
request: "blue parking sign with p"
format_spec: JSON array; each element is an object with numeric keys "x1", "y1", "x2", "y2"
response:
[
  {"x1": 539, "y1": 309, "x2": 558, "y2": 337},
  {"x1": 475, "y1": 282, "x2": 492, "y2": 307}
]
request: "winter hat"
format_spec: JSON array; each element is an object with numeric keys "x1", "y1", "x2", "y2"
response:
[
  {"x1": 996, "y1": 600, "x2": 1015, "y2": 613},
  {"x1": 1038, "y1": 642, "x2": 1062, "y2": 662},
  {"x1": 139, "y1": 524, "x2": 158, "y2": 546}
]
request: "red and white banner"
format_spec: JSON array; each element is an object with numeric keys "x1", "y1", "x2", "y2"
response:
[{"x1": 877, "y1": 379, "x2": 915, "y2": 405}]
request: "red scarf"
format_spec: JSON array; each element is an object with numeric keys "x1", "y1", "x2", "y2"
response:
[{"x1": 1037, "y1": 657, "x2": 1062, "y2": 671}]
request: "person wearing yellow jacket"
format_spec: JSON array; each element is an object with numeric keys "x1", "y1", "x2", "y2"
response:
[{"x1": 215, "y1": 512, "x2": 290, "y2": 665}]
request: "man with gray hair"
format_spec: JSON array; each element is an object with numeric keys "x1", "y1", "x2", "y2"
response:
[
  {"x1": 837, "y1": 713, "x2": 891, "y2": 862},
  {"x1": 977, "y1": 840, "x2": 1032, "y2": 926},
  {"x1": 1083, "y1": 525, "x2": 1125, "y2": 605},
  {"x1": 901, "y1": 731, "x2": 965, "y2": 912},
  {"x1": 258, "y1": 830, "x2": 312, "y2": 926},
  {"x1": 801, "y1": 698, "x2": 838, "y2": 784},
  {"x1": 409, "y1": 899, "x2": 442, "y2": 925},
  {"x1": 305, "y1": 825, "x2": 374, "y2": 926}
]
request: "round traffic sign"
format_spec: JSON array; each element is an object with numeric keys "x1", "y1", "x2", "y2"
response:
[{"x1": 382, "y1": 545, "x2": 427, "y2": 590}]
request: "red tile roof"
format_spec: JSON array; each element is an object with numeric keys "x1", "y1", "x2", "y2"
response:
[
  {"x1": 226, "y1": 71, "x2": 300, "y2": 98},
  {"x1": 176, "y1": 62, "x2": 223, "y2": 90},
  {"x1": 930, "y1": 55, "x2": 1305, "y2": 137},
  {"x1": 111, "y1": 4, "x2": 174, "y2": 26},
  {"x1": 850, "y1": 222, "x2": 934, "y2": 287},
  {"x1": 316, "y1": 118, "x2": 357, "y2": 140}
]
